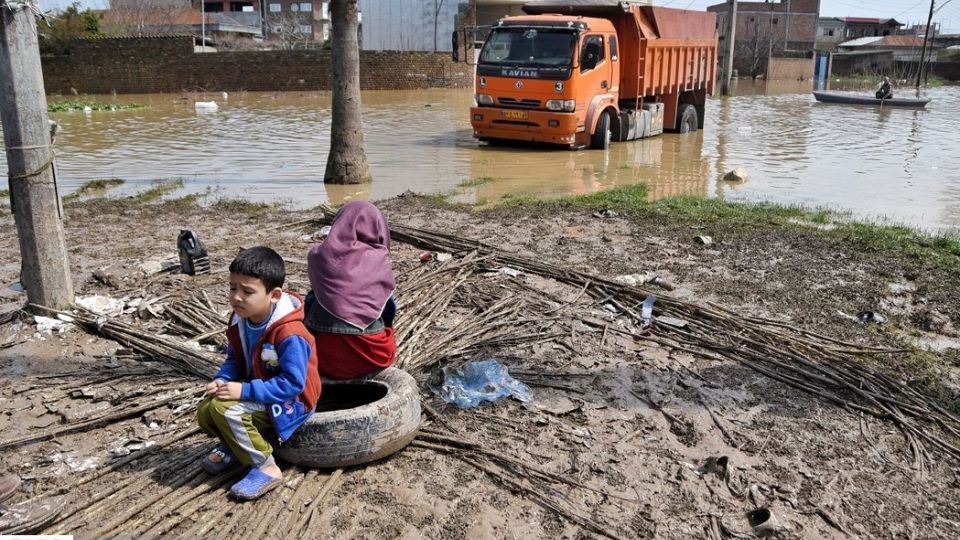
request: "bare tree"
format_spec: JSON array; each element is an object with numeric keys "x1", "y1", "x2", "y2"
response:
[
  {"x1": 736, "y1": 16, "x2": 775, "y2": 79},
  {"x1": 105, "y1": 0, "x2": 187, "y2": 36},
  {"x1": 324, "y1": 0, "x2": 370, "y2": 185},
  {"x1": 268, "y1": 11, "x2": 314, "y2": 49}
]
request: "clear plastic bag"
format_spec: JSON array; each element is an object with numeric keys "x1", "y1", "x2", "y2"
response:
[{"x1": 433, "y1": 359, "x2": 533, "y2": 408}]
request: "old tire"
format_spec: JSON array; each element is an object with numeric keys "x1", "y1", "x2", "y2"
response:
[
  {"x1": 589, "y1": 110, "x2": 611, "y2": 150},
  {"x1": 678, "y1": 104, "x2": 698, "y2": 133},
  {"x1": 275, "y1": 368, "x2": 421, "y2": 468}
]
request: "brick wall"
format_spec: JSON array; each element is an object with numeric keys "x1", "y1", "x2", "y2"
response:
[
  {"x1": 767, "y1": 57, "x2": 813, "y2": 80},
  {"x1": 40, "y1": 36, "x2": 474, "y2": 94}
]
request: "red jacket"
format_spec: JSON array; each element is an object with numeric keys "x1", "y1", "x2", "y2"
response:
[{"x1": 221, "y1": 291, "x2": 321, "y2": 441}]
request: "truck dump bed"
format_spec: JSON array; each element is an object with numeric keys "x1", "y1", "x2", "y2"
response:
[{"x1": 523, "y1": 1, "x2": 717, "y2": 101}]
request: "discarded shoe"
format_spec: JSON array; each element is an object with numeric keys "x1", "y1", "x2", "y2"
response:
[
  {"x1": 747, "y1": 508, "x2": 785, "y2": 537},
  {"x1": 0, "y1": 495, "x2": 65, "y2": 535},
  {"x1": 0, "y1": 475, "x2": 20, "y2": 503},
  {"x1": 592, "y1": 208, "x2": 618, "y2": 218},
  {"x1": 200, "y1": 446, "x2": 238, "y2": 475},
  {"x1": 229, "y1": 468, "x2": 282, "y2": 500}
]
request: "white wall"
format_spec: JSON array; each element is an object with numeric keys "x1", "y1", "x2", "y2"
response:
[{"x1": 359, "y1": 0, "x2": 467, "y2": 52}]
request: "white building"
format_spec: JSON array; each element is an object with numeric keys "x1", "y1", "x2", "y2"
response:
[{"x1": 358, "y1": 0, "x2": 528, "y2": 52}]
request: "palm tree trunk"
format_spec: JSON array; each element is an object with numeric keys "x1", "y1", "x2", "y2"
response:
[{"x1": 325, "y1": 0, "x2": 371, "y2": 184}]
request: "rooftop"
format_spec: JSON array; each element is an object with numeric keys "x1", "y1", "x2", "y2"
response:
[
  {"x1": 839, "y1": 35, "x2": 938, "y2": 48},
  {"x1": 841, "y1": 17, "x2": 903, "y2": 26}
]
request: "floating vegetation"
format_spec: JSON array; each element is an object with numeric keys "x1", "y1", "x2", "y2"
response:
[
  {"x1": 62, "y1": 179, "x2": 125, "y2": 202},
  {"x1": 47, "y1": 101, "x2": 145, "y2": 112}
]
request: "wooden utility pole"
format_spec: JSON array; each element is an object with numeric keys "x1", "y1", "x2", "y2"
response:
[
  {"x1": 0, "y1": 0, "x2": 74, "y2": 309},
  {"x1": 721, "y1": 0, "x2": 738, "y2": 96},
  {"x1": 916, "y1": 0, "x2": 936, "y2": 91}
]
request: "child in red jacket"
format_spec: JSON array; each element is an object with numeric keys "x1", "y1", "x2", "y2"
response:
[{"x1": 196, "y1": 246, "x2": 320, "y2": 500}]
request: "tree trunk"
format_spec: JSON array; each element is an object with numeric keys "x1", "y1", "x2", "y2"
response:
[{"x1": 325, "y1": 0, "x2": 371, "y2": 185}]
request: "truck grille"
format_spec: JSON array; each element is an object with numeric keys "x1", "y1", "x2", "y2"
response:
[{"x1": 498, "y1": 97, "x2": 541, "y2": 109}]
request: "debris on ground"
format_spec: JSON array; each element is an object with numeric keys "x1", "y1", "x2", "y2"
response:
[{"x1": 433, "y1": 359, "x2": 533, "y2": 408}]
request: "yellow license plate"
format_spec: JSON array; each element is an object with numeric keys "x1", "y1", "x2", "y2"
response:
[{"x1": 501, "y1": 110, "x2": 528, "y2": 120}]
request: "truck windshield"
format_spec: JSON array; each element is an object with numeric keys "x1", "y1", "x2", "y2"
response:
[{"x1": 480, "y1": 28, "x2": 576, "y2": 67}]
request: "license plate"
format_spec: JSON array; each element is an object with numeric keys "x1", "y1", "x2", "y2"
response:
[{"x1": 501, "y1": 110, "x2": 528, "y2": 120}]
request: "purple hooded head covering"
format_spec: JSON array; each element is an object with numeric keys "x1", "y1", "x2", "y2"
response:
[{"x1": 308, "y1": 201, "x2": 395, "y2": 329}]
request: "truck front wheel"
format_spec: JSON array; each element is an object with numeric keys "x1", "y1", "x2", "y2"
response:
[
  {"x1": 589, "y1": 111, "x2": 611, "y2": 150},
  {"x1": 678, "y1": 104, "x2": 698, "y2": 133}
]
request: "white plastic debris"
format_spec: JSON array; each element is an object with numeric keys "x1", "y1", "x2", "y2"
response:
[
  {"x1": 110, "y1": 440, "x2": 156, "y2": 457},
  {"x1": 83, "y1": 106, "x2": 93, "y2": 114},
  {"x1": 34, "y1": 315, "x2": 73, "y2": 334},
  {"x1": 195, "y1": 101, "x2": 219, "y2": 111},
  {"x1": 49, "y1": 452, "x2": 99, "y2": 473},
  {"x1": 435, "y1": 253, "x2": 452, "y2": 262},
  {"x1": 76, "y1": 295, "x2": 124, "y2": 317},
  {"x1": 496, "y1": 267, "x2": 520, "y2": 278},
  {"x1": 615, "y1": 273, "x2": 652, "y2": 287},
  {"x1": 8, "y1": 282, "x2": 25, "y2": 293}
]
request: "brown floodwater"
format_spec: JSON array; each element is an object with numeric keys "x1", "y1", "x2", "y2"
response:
[{"x1": 3, "y1": 80, "x2": 959, "y2": 231}]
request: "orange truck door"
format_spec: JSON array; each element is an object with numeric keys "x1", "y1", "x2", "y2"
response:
[{"x1": 577, "y1": 34, "x2": 611, "y2": 128}]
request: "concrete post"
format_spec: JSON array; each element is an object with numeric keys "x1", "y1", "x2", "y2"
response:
[
  {"x1": 721, "y1": 0, "x2": 738, "y2": 96},
  {"x1": 0, "y1": 1, "x2": 74, "y2": 309}
]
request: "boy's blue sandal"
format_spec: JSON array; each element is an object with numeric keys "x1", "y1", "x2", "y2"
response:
[
  {"x1": 200, "y1": 446, "x2": 238, "y2": 475},
  {"x1": 229, "y1": 468, "x2": 282, "y2": 500}
]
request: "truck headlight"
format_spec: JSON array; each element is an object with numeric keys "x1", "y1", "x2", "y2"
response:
[
  {"x1": 546, "y1": 99, "x2": 576, "y2": 112},
  {"x1": 475, "y1": 94, "x2": 494, "y2": 106}
]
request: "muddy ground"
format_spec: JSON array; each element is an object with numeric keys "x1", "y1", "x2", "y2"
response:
[{"x1": 0, "y1": 193, "x2": 958, "y2": 539}]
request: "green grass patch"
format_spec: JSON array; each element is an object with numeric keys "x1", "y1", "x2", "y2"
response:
[
  {"x1": 47, "y1": 100, "x2": 145, "y2": 112},
  {"x1": 0, "y1": 188, "x2": 8, "y2": 199},
  {"x1": 160, "y1": 193, "x2": 204, "y2": 210},
  {"x1": 458, "y1": 176, "x2": 495, "y2": 188},
  {"x1": 211, "y1": 197, "x2": 278, "y2": 214},
  {"x1": 62, "y1": 178, "x2": 124, "y2": 202},
  {"x1": 492, "y1": 183, "x2": 960, "y2": 266},
  {"x1": 123, "y1": 179, "x2": 185, "y2": 205}
]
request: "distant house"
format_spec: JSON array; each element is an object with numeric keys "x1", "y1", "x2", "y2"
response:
[
  {"x1": 261, "y1": 1, "x2": 330, "y2": 43},
  {"x1": 100, "y1": 7, "x2": 263, "y2": 43},
  {"x1": 816, "y1": 16, "x2": 844, "y2": 49},
  {"x1": 899, "y1": 22, "x2": 939, "y2": 39},
  {"x1": 837, "y1": 35, "x2": 939, "y2": 62},
  {"x1": 840, "y1": 17, "x2": 902, "y2": 39},
  {"x1": 707, "y1": 0, "x2": 820, "y2": 77}
]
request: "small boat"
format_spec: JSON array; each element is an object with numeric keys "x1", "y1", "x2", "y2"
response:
[{"x1": 812, "y1": 91, "x2": 929, "y2": 108}]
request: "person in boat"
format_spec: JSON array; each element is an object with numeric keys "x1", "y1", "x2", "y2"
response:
[
  {"x1": 875, "y1": 76, "x2": 893, "y2": 100},
  {"x1": 306, "y1": 201, "x2": 397, "y2": 380}
]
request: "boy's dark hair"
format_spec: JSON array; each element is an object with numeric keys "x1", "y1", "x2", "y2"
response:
[{"x1": 229, "y1": 246, "x2": 285, "y2": 290}]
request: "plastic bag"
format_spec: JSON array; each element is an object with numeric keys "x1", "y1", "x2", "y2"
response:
[{"x1": 434, "y1": 359, "x2": 532, "y2": 408}]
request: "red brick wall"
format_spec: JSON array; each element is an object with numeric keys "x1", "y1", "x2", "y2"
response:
[{"x1": 40, "y1": 36, "x2": 473, "y2": 94}]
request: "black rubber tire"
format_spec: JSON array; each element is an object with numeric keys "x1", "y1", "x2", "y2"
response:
[
  {"x1": 678, "y1": 104, "x2": 698, "y2": 133},
  {"x1": 589, "y1": 110, "x2": 611, "y2": 150},
  {"x1": 275, "y1": 368, "x2": 421, "y2": 468}
]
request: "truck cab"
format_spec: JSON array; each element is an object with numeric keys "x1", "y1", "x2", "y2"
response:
[
  {"x1": 470, "y1": 2, "x2": 717, "y2": 150},
  {"x1": 471, "y1": 16, "x2": 620, "y2": 148}
]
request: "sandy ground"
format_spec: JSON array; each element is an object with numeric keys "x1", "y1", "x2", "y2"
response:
[{"x1": 0, "y1": 194, "x2": 958, "y2": 539}]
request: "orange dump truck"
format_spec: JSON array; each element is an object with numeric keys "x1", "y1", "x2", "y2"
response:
[{"x1": 470, "y1": 1, "x2": 717, "y2": 149}]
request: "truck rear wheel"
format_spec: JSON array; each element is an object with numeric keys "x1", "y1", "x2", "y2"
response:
[
  {"x1": 678, "y1": 104, "x2": 698, "y2": 133},
  {"x1": 589, "y1": 111, "x2": 611, "y2": 150}
]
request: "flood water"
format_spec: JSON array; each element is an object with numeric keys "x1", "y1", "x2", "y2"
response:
[{"x1": 4, "y1": 81, "x2": 960, "y2": 231}]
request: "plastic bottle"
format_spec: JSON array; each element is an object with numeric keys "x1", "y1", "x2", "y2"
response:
[{"x1": 641, "y1": 294, "x2": 655, "y2": 323}]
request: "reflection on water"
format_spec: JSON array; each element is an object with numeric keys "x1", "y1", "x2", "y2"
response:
[{"x1": 2, "y1": 80, "x2": 959, "y2": 231}]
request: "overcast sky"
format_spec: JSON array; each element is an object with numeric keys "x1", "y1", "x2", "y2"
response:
[{"x1": 38, "y1": 0, "x2": 960, "y2": 32}]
